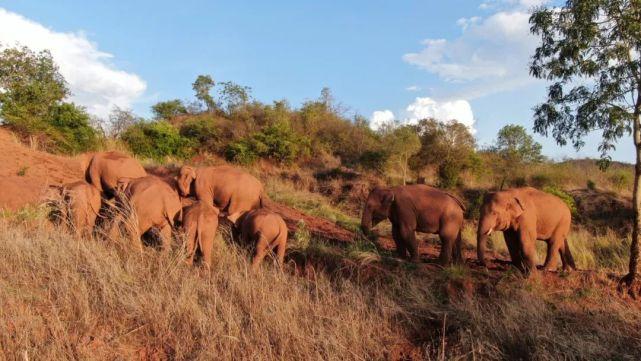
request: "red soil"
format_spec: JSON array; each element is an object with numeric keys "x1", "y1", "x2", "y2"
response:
[{"x1": 0, "y1": 128, "x2": 86, "y2": 211}]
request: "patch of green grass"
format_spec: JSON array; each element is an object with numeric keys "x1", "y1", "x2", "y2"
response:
[
  {"x1": 16, "y1": 166, "x2": 28, "y2": 176},
  {"x1": 266, "y1": 178, "x2": 361, "y2": 232}
]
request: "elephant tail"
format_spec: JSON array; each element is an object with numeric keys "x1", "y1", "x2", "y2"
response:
[
  {"x1": 563, "y1": 238, "x2": 577, "y2": 270},
  {"x1": 445, "y1": 192, "x2": 466, "y2": 212}
]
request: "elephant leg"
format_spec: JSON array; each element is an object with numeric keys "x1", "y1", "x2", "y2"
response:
[
  {"x1": 439, "y1": 222, "x2": 461, "y2": 266},
  {"x1": 200, "y1": 232, "x2": 214, "y2": 270},
  {"x1": 391, "y1": 224, "x2": 408, "y2": 259},
  {"x1": 276, "y1": 242, "x2": 286, "y2": 268},
  {"x1": 251, "y1": 235, "x2": 269, "y2": 271},
  {"x1": 518, "y1": 228, "x2": 538, "y2": 275},
  {"x1": 559, "y1": 239, "x2": 576, "y2": 271},
  {"x1": 185, "y1": 231, "x2": 197, "y2": 266},
  {"x1": 541, "y1": 237, "x2": 562, "y2": 271},
  {"x1": 399, "y1": 227, "x2": 419, "y2": 263},
  {"x1": 159, "y1": 224, "x2": 172, "y2": 253},
  {"x1": 504, "y1": 229, "x2": 523, "y2": 270}
]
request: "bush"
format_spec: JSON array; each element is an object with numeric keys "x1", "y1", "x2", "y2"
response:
[
  {"x1": 358, "y1": 150, "x2": 390, "y2": 173},
  {"x1": 587, "y1": 179, "x2": 596, "y2": 190},
  {"x1": 543, "y1": 186, "x2": 577, "y2": 215},
  {"x1": 609, "y1": 170, "x2": 632, "y2": 192},
  {"x1": 179, "y1": 117, "x2": 219, "y2": 152},
  {"x1": 225, "y1": 139, "x2": 258, "y2": 165},
  {"x1": 120, "y1": 121, "x2": 192, "y2": 161},
  {"x1": 225, "y1": 122, "x2": 309, "y2": 164},
  {"x1": 47, "y1": 103, "x2": 100, "y2": 154},
  {"x1": 438, "y1": 161, "x2": 462, "y2": 189}
]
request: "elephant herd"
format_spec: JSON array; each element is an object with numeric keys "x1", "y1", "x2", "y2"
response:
[
  {"x1": 361, "y1": 184, "x2": 576, "y2": 275},
  {"x1": 52, "y1": 150, "x2": 575, "y2": 275},
  {"x1": 51, "y1": 151, "x2": 287, "y2": 270}
]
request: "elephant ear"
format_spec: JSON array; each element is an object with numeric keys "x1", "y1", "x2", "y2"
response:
[
  {"x1": 182, "y1": 166, "x2": 197, "y2": 180},
  {"x1": 511, "y1": 196, "x2": 526, "y2": 218},
  {"x1": 381, "y1": 190, "x2": 395, "y2": 209},
  {"x1": 116, "y1": 177, "x2": 131, "y2": 194}
]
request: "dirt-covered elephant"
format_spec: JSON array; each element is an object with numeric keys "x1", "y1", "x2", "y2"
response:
[
  {"x1": 177, "y1": 165, "x2": 265, "y2": 223},
  {"x1": 476, "y1": 187, "x2": 575, "y2": 274},
  {"x1": 50, "y1": 181, "x2": 101, "y2": 238},
  {"x1": 182, "y1": 201, "x2": 220, "y2": 268},
  {"x1": 238, "y1": 209, "x2": 288, "y2": 270},
  {"x1": 85, "y1": 151, "x2": 147, "y2": 197},
  {"x1": 361, "y1": 185, "x2": 466, "y2": 265},
  {"x1": 110, "y1": 176, "x2": 182, "y2": 251}
]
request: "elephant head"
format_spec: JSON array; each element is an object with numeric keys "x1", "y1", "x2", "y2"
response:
[
  {"x1": 177, "y1": 166, "x2": 196, "y2": 197},
  {"x1": 477, "y1": 191, "x2": 525, "y2": 265},
  {"x1": 361, "y1": 187, "x2": 395, "y2": 234}
]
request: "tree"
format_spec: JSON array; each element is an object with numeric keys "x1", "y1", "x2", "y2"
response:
[
  {"x1": 382, "y1": 124, "x2": 421, "y2": 185},
  {"x1": 48, "y1": 103, "x2": 99, "y2": 154},
  {"x1": 192, "y1": 75, "x2": 216, "y2": 112},
  {"x1": 530, "y1": 1, "x2": 641, "y2": 293},
  {"x1": 151, "y1": 99, "x2": 188, "y2": 120},
  {"x1": 0, "y1": 45, "x2": 68, "y2": 134},
  {"x1": 409, "y1": 118, "x2": 476, "y2": 188},
  {"x1": 108, "y1": 106, "x2": 142, "y2": 138},
  {"x1": 218, "y1": 81, "x2": 251, "y2": 115},
  {"x1": 493, "y1": 124, "x2": 544, "y2": 188}
]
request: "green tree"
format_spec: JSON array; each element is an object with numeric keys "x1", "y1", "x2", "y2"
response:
[
  {"x1": 0, "y1": 45, "x2": 68, "y2": 134},
  {"x1": 151, "y1": 99, "x2": 188, "y2": 120},
  {"x1": 218, "y1": 81, "x2": 251, "y2": 115},
  {"x1": 409, "y1": 118, "x2": 476, "y2": 188},
  {"x1": 530, "y1": 1, "x2": 641, "y2": 291},
  {"x1": 47, "y1": 103, "x2": 99, "y2": 154},
  {"x1": 120, "y1": 120, "x2": 192, "y2": 161},
  {"x1": 493, "y1": 124, "x2": 544, "y2": 188},
  {"x1": 382, "y1": 124, "x2": 421, "y2": 185},
  {"x1": 192, "y1": 75, "x2": 216, "y2": 112}
]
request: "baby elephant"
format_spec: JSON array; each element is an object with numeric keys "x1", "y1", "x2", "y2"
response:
[
  {"x1": 182, "y1": 202, "x2": 220, "y2": 268},
  {"x1": 239, "y1": 209, "x2": 288, "y2": 270},
  {"x1": 50, "y1": 181, "x2": 101, "y2": 238}
]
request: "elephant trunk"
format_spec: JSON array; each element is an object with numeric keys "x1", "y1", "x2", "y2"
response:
[
  {"x1": 361, "y1": 208, "x2": 373, "y2": 234},
  {"x1": 477, "y1": 217, "x2": 494, "y2": 267}
]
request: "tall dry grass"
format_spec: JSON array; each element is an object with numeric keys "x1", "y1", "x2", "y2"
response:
[{"x1": 2, "y1": 211, "x2": 641, "y2": 360}]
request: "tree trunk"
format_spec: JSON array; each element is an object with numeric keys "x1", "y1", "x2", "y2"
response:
[{"x1": 621, "y1": 110, "x2": 641, "y2": 296}]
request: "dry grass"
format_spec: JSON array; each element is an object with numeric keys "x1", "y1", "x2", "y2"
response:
[{"x1": 2, "y1": 210, "x2": 641, "y2": 360}]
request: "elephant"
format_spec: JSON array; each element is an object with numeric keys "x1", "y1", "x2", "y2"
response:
[
  {"x1": 176, "y1": 165, "x2": 265, "y2": 223},
  {"x1": 50, "y1": 181, "x2": 101, "y2": 238},
  {"x1": 476, "y1": 187, "x2": 575, "y2": 274},
  {"x1": 361, "y1": 185, "x2": 466, "y2": 265},
  {"x1": 85, "y1": 151, "x2": 147, "y2": 198},
  {"x1": 182, "y1": 201, "x2": 220, "y2": 268},
  {"x1": 238, "y1": 209, "x2": 288, "y2": 270},
  {"x1": 110, "y1": 176, "x2": 182, "y2": 251}
]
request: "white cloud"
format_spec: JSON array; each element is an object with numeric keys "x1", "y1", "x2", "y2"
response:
[
  {"x1": 406, "y1": 85, "x2": 421, "y2": 92},
  {"x1": 0, "y1": 8, "x2": 146, "y2": 118},
  {"x1": 403, "y1": 3, "x2": 543, "y2": 98},
  {"x1": 405, "y1": 97, "x2": 475, "y2": 133},
  {"x1": 369, "y1": 110, "x2": 395, "y2": 131}
]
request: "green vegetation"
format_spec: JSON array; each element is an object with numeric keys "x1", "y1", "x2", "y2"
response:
[
  {"x1": 530, "y1": 0, "x2": 641, "y2": 288},
  {"x1": 120, "y1": 120, "x2": 192, "y2": 161},
  {"x1": 0, "y1": 46, "x2": 99, "y2": 154}
]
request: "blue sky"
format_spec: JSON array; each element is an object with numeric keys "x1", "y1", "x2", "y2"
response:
[{"x1": 0, "y1": 0, "x2": 634, "y2": 162}]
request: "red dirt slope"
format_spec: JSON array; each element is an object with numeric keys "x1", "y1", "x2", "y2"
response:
[{"x1": 0, "y1": 128, "x2": 85, "y2": 211}]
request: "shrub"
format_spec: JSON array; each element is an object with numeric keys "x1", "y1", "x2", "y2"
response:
[
  {"x1": 609, "y1": 170, "x2": 632, "y2": 192},
  {"x1": 225, "y1": 122, "x2": 309, "y2": 164},
  {"x1": 47, "y1": 103, "x2": 100, "y2": 154},
  {"x1": 120, "y1": 121, "x2": 192, "y2": 161},
  {"x1": 587, "y1": 179, "x2": 596, "y2": 190},
  {"x1": 358, "y1": 150, "x2": 390, "y2": 173},
  {"x1": 225, "y1": 139, "x2": 258, "y2": 165},
  {"x1": 543, "y1": 186, "x2": 577, "y2": 216},
  {"x1": 438, "y1": 160, "x2": 462, "y2": 189},
  {"x1": 179, "y1": 117, "x2": 219, "y2": 152}
]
